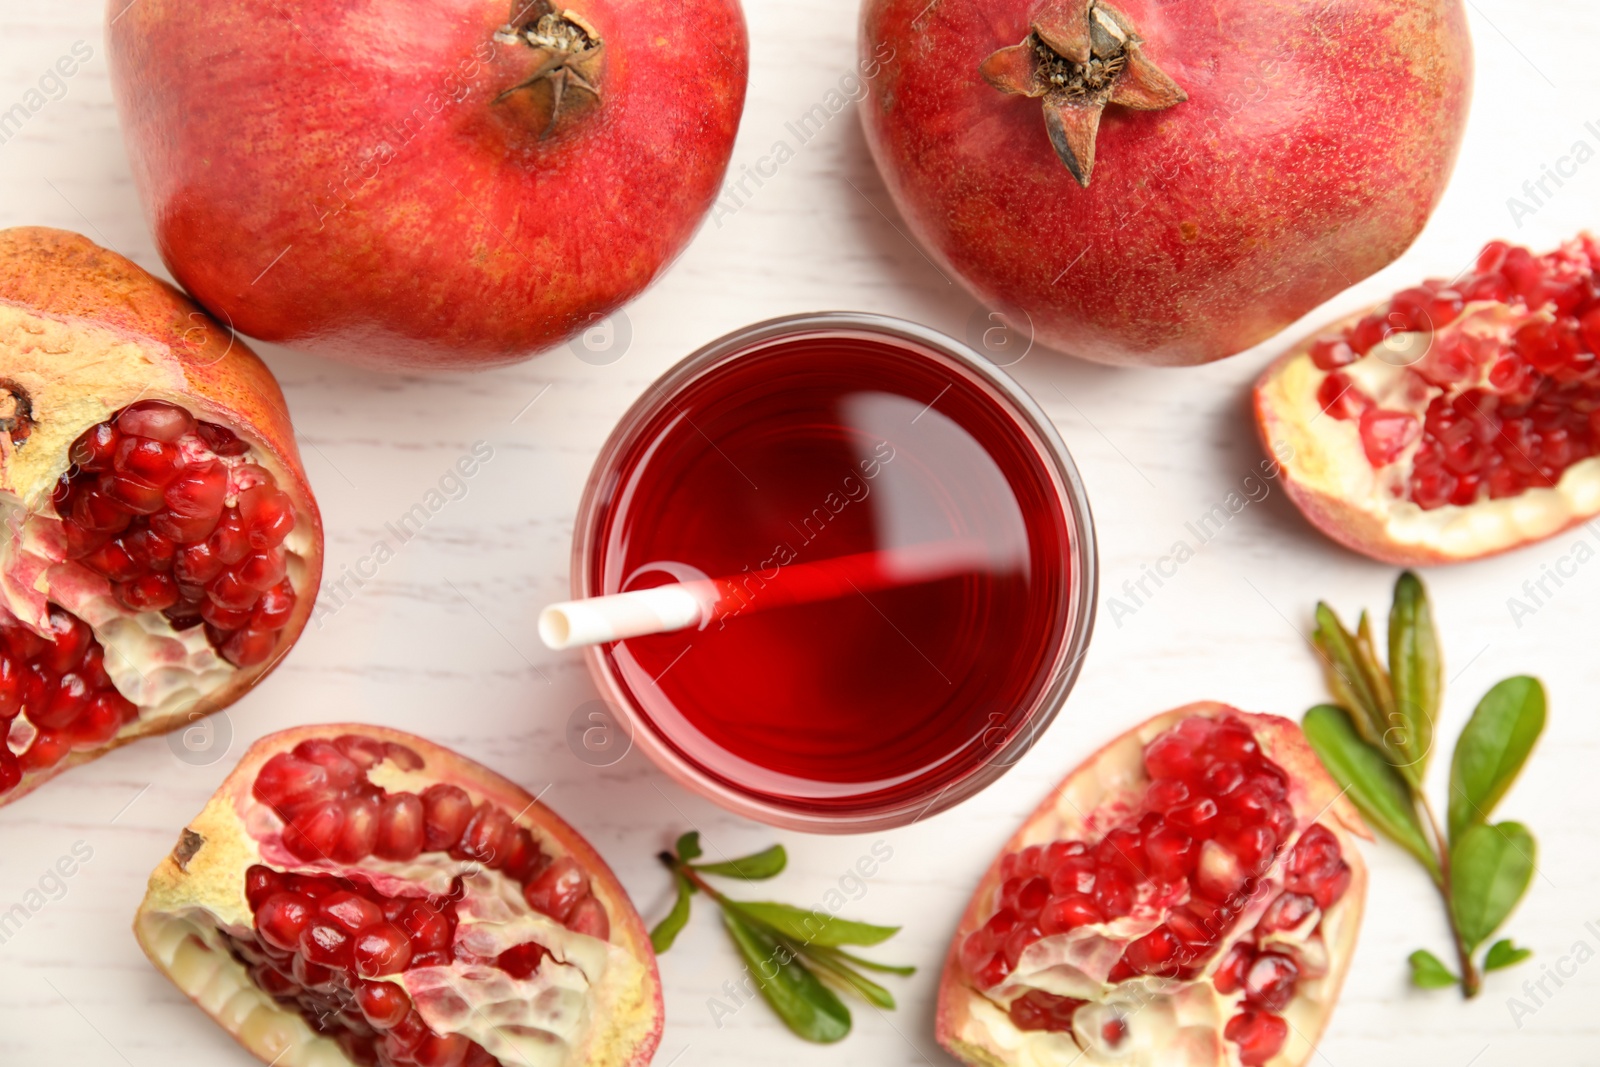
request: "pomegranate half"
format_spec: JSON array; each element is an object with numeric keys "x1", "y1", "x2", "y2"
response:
[
  {"x1": 1256, "y1": 236, "x2": 1600, "y2": 566},
  {"x1": 136, "y1": 723, "x2": 662, "y2": 1067},
  {"x1": 0, "y1": 227, "x2": 321, "y2": 804},
  {"x1": 938, "y1": 703, "x2": 1367, "y2": 1067},
  {"x1": 108, "y1": 0, "x2": 748, "y2": 371},
  {"x1": 858, "y1": 0, "x2": 1472, "y2": 367}
]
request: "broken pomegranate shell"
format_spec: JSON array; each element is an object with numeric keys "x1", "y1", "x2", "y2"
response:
[
  {"x1": 1256, "y1": 235, "x2": 1600, "y2": 565},
  {"x1": 136, "y1": 724, "x2": 662, "y2": 1067},
  {"x1": 937, "y1": 703, "x2": 1367, "y2": 1067},
  {"x1": 0, "y1": 227, "x2": 322, "y2": 804}
]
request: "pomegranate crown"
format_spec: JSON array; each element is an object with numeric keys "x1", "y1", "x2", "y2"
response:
[
  {"x1": 980, "y1": 0, "x2": 1186, "y2": 186},
  {"x1": 493, "y1": 1, "x2": 606, "y2": 137}
]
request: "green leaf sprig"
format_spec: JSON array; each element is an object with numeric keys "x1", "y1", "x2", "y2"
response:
[
  {"x1": 650, "y1": 831, "x2": 914, "y2": 1042},
  {"x1": 1303, "y1": 571, "x2": 1543, "y2": 998}
]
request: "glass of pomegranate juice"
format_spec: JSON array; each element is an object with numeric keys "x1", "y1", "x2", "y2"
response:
[{"x1": 569, "y1": 314, "x2": 1097, "y2": 831}]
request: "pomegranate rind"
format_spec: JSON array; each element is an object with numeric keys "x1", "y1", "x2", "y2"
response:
[
  {"x1": 1255, "y1": 312, "x2": 1600, "y2": 565},
  {"x1": 134, "y1": 723, "x2": 663, "y2": 1067},
  {"x1": 0, "y1": 227, "x2": 324, "y2": 804},
  {"x1": 935, "y1": 703, "x2": 1368, "y2": 1067}
]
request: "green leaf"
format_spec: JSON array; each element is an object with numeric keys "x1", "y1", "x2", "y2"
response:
[
  {"x1": 650, "y1": 871, "x2": 694, "y2": 954},
  {"x1": 695, "y1": 844, "x2": 788, "y2": 880},
  {"x1": 1448, "y1": 677, "x2": 1546, "y2": 843},
  {"x1": 1408, "y1": 949, "x2": 1459, "y2": 989},
  {"x1": 675, "y1": 831, "x2": 703, "y2": 863},
  {"x1": 723, "y1": 911, "x2": 851, "y2": 1043},
  {"x1": 1302, "y1": 705, "x2": 1438, "y2": 877},
  {"x1": 732, "y1": 900, "x2": 900, "y2": 947},
  {"x1": 1387, "y1": 571, "x2": 1440, "y2": 784},
  {"x1": 1484, "y1": 939, "x2": 1534, "y2": 972},
  {"x1": 1313, "y1": 604, "x2": 1394, "y2": 755},
  {"x1": 813, "y1": 946, "x2": 917, "y2": 976},
  {"x1": 1451, "y1": 821, "x2": 1536, "y2": 952},
  {"x1": 798, "y1": 945, "x2": 897, "y2": 1009}
]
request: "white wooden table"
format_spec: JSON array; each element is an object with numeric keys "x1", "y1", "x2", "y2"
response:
[{"x1": 1, "y1": 2, "x2": 1597, "y2": 1064}]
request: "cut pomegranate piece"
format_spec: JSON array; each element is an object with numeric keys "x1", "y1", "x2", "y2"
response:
[
  {"x1": 0, "y1": 227, "x2": 323, "y2": 805},
  {"x1": 937, "y1": 704, "x2": 1368, "y2": 1067},
  {"x1": 1257, "y1": 234, "x2": 1600, "y2": 564},
  {"x1": 136, "y1": 725, "x2": 661, "y2": 1067}
]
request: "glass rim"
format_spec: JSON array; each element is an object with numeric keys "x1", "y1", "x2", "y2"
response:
[{"x1": 570, "y1": 311, "x2": 1099, "y2": 833}]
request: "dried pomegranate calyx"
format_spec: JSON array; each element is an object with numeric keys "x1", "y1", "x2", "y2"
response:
[
  {"x1": 493, "y1": 2, "x2": 606, "y2": 136},
  {"x1": 981, "y1": 0, "x2": 1187, "y2": 186}
]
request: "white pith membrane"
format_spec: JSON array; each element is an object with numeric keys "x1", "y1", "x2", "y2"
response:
[
  {"x1": 136, "y1": 734, "x2": 653, "y2": 1067},
  {"x1": 0, "y1": 303, "x2": 314, "y2": 755},
  {"x1": 938, "y1": 706, "x2": 1366, "y2": 1067},
  {"x1": 1260, "y1": 303, "x2": 1600, "y2": 562}
]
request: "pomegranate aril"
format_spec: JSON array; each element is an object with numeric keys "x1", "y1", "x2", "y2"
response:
[
  {"x1": 245, "y1": 865, "x2": 281, "y2": 909},
  {"x1": 1360, "y1": 408, "x2": 1422, "y2": 466},
  {"x1": 1226, "y1": 1010, "x2": 1289, "y2": 1065},
  {"x1": 69, "y1": 692, "x2": 133, "y2": 746},
  {"x1": 198, "y1": 420, "x2": 249, "y2": 456},
  {"x1": 525, "y1": 856, "x2": 588, "y2": 922},
  {"x1": 1261, "y1": 891, "x2": 1319, "y2": 933},
  {"x1": 69, "y1": 423, "x2": 119, "y2": 471},
  {"x1": 208, "y1": 569, "x2": 262, "y2": 612},
  {"x1": 19, "y1": 730, "x2": 71, "y2": 770},
  {"x1": 375, "y1": 792, "x2": 426, "y2": 861},
  {"x1": 323, "y1": 890, "x2": 384, "y2": 933},
  {"x1": 240, "y1": 485, "x2": 295, "y2": 549},
  {"x1": 497, "y1": 940, "x2": 553, "y2": 980},
  {"x1": 117, "y1": 400, "x2": 196, "y2": 443},
  {"x1": 1123, "y1": 925, "x2": 1182, "y2": 975},
  {"x1": 82, "y1": 540, "x2": 143, "y2": 582},
  {"x1": 301, "y1": 918, "x2": 354, "y2": 969},
  {"x1": 356, "y1": 978, "x2": 412, "y2": 1029},
  {"x1": 209, "y1": 509, "x2": 251, "y2": 564},
  {"x1": 72, "y1": 487, "x2": 133, "y2": 531},
  {"x1": 1309, "y1": 337, "x2": 1356, "y2": 370},
  {"x1": 0, "y1": 751, "x2": 20, "y2": 794},
  {"x1": 258, "y1": 893, "x2": 314, "y2": 951},
  {"x1": 1244, "y1": 952, "x2": 1299, "y2": 1011},
  {"x1": 353, "y1": 922, "x2": 413, "y2": 977},
  {"x1": 115, "y1": 572, "x2": 180, "y2": 612},
  {"x1": 1007, "y1": 989, "x2": 1085, "y2": 1034},
  {"x1": 283, "y1": 799, "x2": 345, "y2": 861},
  {"x1": 421, "y1": 784, "x2": 474, "y2": 850},
  {"x1": 113, "y1": 436, "x2": 185, "y2": 486}
]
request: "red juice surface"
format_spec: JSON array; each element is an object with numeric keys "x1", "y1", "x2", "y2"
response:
[{"x1": 590, "y1": 334, "x2": 1075, "y2": 812}]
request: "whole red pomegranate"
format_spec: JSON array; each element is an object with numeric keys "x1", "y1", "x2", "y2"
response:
[
  {"x1": 0, "y1": 228, "x2": 322, "y2": 804},
  {"x1": 859, "y1": 0, "x2": 1472, "y2": 367},
  {"x1": 137, "y1": 724, "x2": 662, "y2": 1067},
  {"x1": 939, "y1": 704, "x2": 1367, "y2": 1067},
  {"x1": 1258, "y1": 235, "x2": 1600, "y2": 566},
  {"x1": 108, "y1": 0, "x2": 748, "y2": 371}
]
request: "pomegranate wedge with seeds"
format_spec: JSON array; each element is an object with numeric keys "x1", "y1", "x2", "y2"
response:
[
  {"x1": 938, "y1": 704, "x2": 1367, "y2": 1067},
  {"x1": 0, "y1": 227, "x2": 321, "y2": 804},
  {"x1": 136, "y1": 725, "x2": 662, "y2": 1067},
  {"x1": 1257, "y1": 235, "x2": 1600, "y2": 565}
]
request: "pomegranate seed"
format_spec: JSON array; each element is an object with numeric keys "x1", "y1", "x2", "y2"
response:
[
  {"x1": 69, "y1": 423, "x2": 119, "y2": 470},
  {"x1": 1222, "y1": 1011, "x2": 1286, "y2": 1067},
  {"x1": 375, "y1": 792, "x2": 426, "y2": 861},
  {"x1": 1168, "y1": 798, "x2": 1219, "y2": 833},
  {"x1": 240, "y1": 485, "x2": 295, "y2": 549},
  {"x1": 19, "y1": 730, "x2": 71, "y2": 770},
  {"x1": 1202, "y1": 760, "x2": 1245, "y2": 796},
  {"x1": 355, "y1": 978, "x2": 412, "y2": 1029},
  {"x1": 353, "y1": 922, "x2": 413, "y2": 977},
  {"x1": 567, "y1": 895, "x2": 610, "y2": 939},
  {"x1": 501, "y1": 826, "x2": 544, "y2": 882},
  {"x1": 497, "y1": 941, "x2": 552, "y2": 979},
  {"x1": 245, "y1": 865, "x2": 281, "y2": 909},
  {"x1": 421, "y1": 784, "x2": 474, "y2": 850},
  {"x1": 1243, "y1": 952, "x2": 1300, "y2": 1011},
  {"x1": 1048, "y1": 854, "x2": 1096, "y2": 896},
  {"x1": 221, "y1": 628, "x2": 279, "y2": 667},
  {"x1": 1143, "y1": 731, "x2": 1202, "y2": 781},
  {"x1": 68, "y1": 693, "x2": 133, "y2": 747},
  {"x1": 257, "y1": 893, "x2": 314, "y2": 951},
  {"x1": 1007, "y1": 989, "x2": 1086, "y2": 1034},
  {"x1": 198, "y1": 421, "x2": 249, "y2": 456},
  {"x1": 254, "y1": 753, "x2": 329, "y2": 811},
  {"x1": 1145, "y1": 778, "x2": 1190, "y2": 809},
  {"x1": 117, "y1": 400, "x2": 196, "y2": 442},
  {"x1": 323, "y1": 890, "x2": 384, "y2": 933},
  {"x1": 1143, "y1": 824, "x2": 1197, "y2": 879},
  {"x1": 525, "y1": 856, "x2": 588, "y2": 922},
  {"x1": 1359, "y1": 408, "x2": 1421, "y2": 466},
  {"x1": 1261, "y1": 891, "x2": 1319, "y2": 932},
  {"x1": 283, "y1": 799, "x2": 345, "y2": 861},
  {"x1": 301, "y1": 919, "x2": 354, "y2": 969},
  {"x1": 0, "y1": 751, "x2": 20, "y2": 794},
  {"x1": 1309, "y1": 337, "x2": 1356, "y2": 369},
  {"x1": 453, "y1": 802, "x2": 515, "y2": 865},
  {"x1": 1123, "y1": 925, "x2": 1182, "y2": 975},
  {"x1": 115, "y1": 572, "x2": 180, "y2": 612},
  {"x1": 113, "y1": 436, "x2": 185, "y2": 486}
]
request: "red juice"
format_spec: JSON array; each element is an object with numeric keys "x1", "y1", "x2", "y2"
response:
[{"x1": 578, "y1": 318, "x2": 1095, "y2": 825}]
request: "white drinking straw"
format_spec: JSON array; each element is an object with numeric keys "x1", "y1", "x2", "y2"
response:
[{"x1": 538, "y1": 538, "x2": 1001, "y2": 650}]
